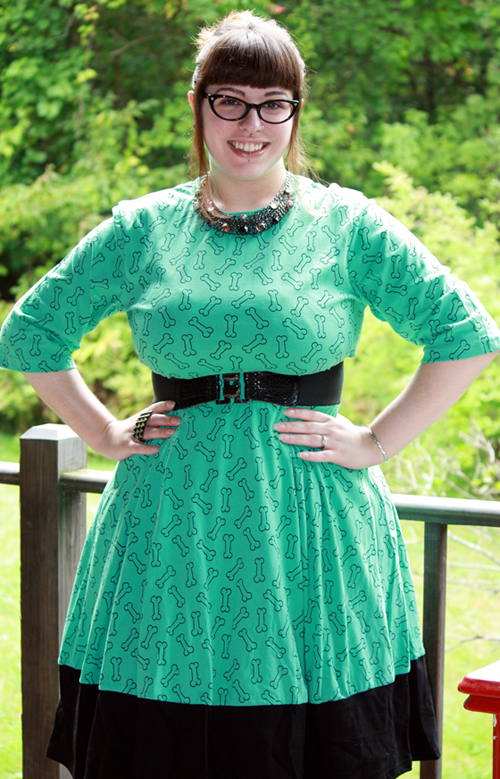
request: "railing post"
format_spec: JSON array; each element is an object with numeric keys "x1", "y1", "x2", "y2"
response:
[
  {"x1": 20, "y1": 424, "x2": 87, "y2": 779},
  {"x1": 420, "y1": 522, "x2": 448, "y2": 779}
]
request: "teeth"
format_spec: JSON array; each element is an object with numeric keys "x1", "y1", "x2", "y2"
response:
[{"x1": 231, "y1": 142, "x2": 265, "y2": 152}]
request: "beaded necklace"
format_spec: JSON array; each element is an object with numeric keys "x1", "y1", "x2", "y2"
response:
[{"x1": 194, "y1": 173, "x2": 294, "y2": 235}]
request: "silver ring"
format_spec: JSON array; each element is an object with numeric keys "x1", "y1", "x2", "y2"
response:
[{"x1": 321, "y1": 435, "x2": 328, "y2": 449}]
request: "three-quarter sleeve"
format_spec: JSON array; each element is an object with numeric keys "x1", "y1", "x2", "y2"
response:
[
  {"x1": 345, "y1": 192, "x2": 500, "y2": 361},
  {"x1": 0, "y1": 217, "x2": 129, "y2": 373}
]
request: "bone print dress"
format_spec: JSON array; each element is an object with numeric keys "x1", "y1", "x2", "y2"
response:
[{"x1": 2, "y1": 176, "x2": 500, "y2": 779}]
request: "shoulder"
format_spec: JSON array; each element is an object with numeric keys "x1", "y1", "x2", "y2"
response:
[
  {"x1": 295, "y1": 176, "x2": 372, "y2": 218},
  {"x1": 112, "y1": 180, "x2": 198, "y2": 226}
]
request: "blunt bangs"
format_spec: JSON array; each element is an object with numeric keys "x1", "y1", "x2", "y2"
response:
[{"x1": 197, "y1": 29, "x2": 303, "y2": 96}]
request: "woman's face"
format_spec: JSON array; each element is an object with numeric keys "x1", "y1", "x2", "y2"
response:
[{"x1": 191, "y1": 84, "x2": 295, "y2": 183}]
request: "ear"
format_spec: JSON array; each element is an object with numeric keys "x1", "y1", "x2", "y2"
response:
[{"x1": 188, "y1": 90, "x2": 195, "y2": 113}]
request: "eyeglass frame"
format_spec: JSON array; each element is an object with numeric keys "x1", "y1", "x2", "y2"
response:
[{"x1": 203, "y1": 93, "x2": 300, "y2": 124}]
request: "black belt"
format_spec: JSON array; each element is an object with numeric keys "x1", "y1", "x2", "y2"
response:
[{"x1": 152, "y1": 363, "x2": 343, "y2": 409}]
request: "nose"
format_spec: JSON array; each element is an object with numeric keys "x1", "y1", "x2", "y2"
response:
[{"x1": 239, "y1": 106, "x2": 263, "y2": 133}]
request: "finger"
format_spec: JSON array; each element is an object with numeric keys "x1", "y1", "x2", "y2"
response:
[
  {"x1": 297, "y1": 449, "x2": 338, "y2": 462},
  {"x1": 133, "y1": 440, "x2": 161, "y2": 453},
  {"x1": 140, "y1": 418, "x2": 180, "y2": 441},
  {"x1": 274, "y1": 420, "x2": 330, "y2": 435},
  {"x1": 283, "y1": 407, "x2": 332, "y2": 422},
  {"x1": 277, "y1": 433, "x2": 325, "y2": 448},
  {"x1": 151, "y1": 399, "x2": 176, "y2": 412},
  {"x1": 139, "y1": 400, "x2": 181, "y2": 434},
  {"x1": 142, "y1": 427, "x2": 177, "y2": 441},
  {"x1": 124, "y1": 442, "x2": 161, "y2": 459},
  {"x1": 147, "y1": 412, "x2": 181, "y2": 428}
]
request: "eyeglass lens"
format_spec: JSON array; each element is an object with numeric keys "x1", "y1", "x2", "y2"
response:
[{"x1": 211, "y1": 96, "x2": 295, "y2": 123}]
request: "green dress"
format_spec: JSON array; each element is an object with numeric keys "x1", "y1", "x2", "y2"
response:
[{"x1": 1, "y1": 176, "x2": 499, "y2": 774}]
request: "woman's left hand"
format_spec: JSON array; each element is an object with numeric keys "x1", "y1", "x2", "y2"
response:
[{"x1": 274, "y1": 408, "x2": 385, "y2": 469}]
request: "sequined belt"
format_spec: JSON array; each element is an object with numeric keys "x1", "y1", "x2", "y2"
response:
[{"x1": 151, "y1": 363, "x2": 344, "y2": 409}]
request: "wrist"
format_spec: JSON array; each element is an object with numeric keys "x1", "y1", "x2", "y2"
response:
[
  {"x1": 367, "y1": 426, "x2": 389, "y2": 464},
  {"x1": 79, "y1": 415, "x2": 118, "y2": 455}
]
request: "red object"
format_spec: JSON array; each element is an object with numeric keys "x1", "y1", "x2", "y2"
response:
[{"x1": 458, "y1": 660, "x2": 500, "y2": 779}]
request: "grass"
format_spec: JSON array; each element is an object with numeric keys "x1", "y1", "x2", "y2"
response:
[{"x1": 1, "y1": 433, "x2": 500, "y2": 778}]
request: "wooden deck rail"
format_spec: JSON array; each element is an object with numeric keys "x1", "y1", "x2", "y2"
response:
[{"x1": 1, "y1": 422, "x2": 500, "y2": 779}]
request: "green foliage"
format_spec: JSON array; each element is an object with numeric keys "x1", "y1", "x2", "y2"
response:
[
  {"x1": 378, "y1": 97, "x2": 500, "y2": 223},
  {"x1": 294, "y1": 0, "x2": 500, "y2": 121},
  {"x1": 0, "y1": 0, "x2": 91, "y2": 183}
]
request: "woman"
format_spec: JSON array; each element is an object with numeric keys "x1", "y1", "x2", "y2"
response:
[{"x1": 1, "y1": 10, "x2": 500, "y2": 779}]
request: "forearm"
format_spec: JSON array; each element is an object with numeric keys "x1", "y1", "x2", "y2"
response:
[
  {"x1": 278, "y1": 350, "x2": 498, "y2": 467},
  {"x1": 23, "y1": 368, "x2": 180, "y2": 460},
  {"x1": 369, "y1": 351, "x2": 499, "y2": 459},
  {"x1": 23, "y1": 368, "x2": 117, "y2": 452}
]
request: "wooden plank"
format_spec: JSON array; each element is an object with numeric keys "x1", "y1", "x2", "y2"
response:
[
  {"x1": 20, "y1": 424, "x2": 87, "y2": 779},
  {"x1": 54, "y1": 476, "x2": 500, "y2": 528},
  {"x1": 0, "y1": 460, "x2": 20, "y2": 485},
  {"x1": 394, "y1": 493, "x2": 500, "y2": 527},
  {"x1": 420, "y1": 522, "x2": 447, "y2": 779},
  {"x1": 60, "y1": 467, "x2": 111, "y2": 494}
]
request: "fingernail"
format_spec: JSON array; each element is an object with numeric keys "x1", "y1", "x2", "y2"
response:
[{"x1": 273, "y1": 423, "x2": 285, "y2": 431}]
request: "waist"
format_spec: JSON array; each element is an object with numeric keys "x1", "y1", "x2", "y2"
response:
[{"x1": 152, "y1": 364, "x2": 344, "y2": 409}]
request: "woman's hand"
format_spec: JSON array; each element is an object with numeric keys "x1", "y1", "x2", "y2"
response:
[
  {"x1": 274, "y1": 352, "x2": 499, "y2": 469},
  {"x1": 23, "y1": 369, "x2": 182, "y2": 461},
  {"x1": 99, "y1": 400, "x2": 181, "y2": 461},
  {"x1": 275, "y1": 408, "x2": 385, "y2": 469}
]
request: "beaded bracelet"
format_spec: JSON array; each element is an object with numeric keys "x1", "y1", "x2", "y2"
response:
[{"x1": 368, "y1": 427, "x2": 389, "y2": 463}]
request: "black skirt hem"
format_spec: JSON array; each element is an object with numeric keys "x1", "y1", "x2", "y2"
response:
[{"x1": 47, "y1": 657, "x2": 440, "y2": 779}]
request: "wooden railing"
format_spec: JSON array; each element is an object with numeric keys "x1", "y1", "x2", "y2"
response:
[{"x1": 1, "y1": 422, "x2": 500, "y2": 779}]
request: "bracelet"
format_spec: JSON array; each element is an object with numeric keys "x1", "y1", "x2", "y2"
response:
[
  {"x1": 132, "y1": 409, "x2": 154, "y2": 442},
  {"x1": 368, "y1": 427, "x2": 389, "y2": 463}
]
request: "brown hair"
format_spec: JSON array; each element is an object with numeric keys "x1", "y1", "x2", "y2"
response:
[{"x1": 190, "y1": 11, "x2": 309, "y2": 178}]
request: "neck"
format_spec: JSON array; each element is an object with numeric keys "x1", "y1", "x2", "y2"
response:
[{"x1": 207, "y1": 163, "x2": 287, "y2": 213}]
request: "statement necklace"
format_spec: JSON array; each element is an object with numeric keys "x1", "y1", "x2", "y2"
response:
[{"x1": 194, "y1": 173, "x2": 294, "y2": 235}]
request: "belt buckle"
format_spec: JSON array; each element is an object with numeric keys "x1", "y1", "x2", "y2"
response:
[{"x1": 216, "y1": 372, "x2": 244, "y2": 404}]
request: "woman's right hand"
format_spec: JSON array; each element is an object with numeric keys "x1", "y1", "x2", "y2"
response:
[
  {"x1": 100, "y1": 400, "x2": 181, "y2": 460},
  {"x1": 23, "y1": 368, "x2": 182, "y2": 462}
]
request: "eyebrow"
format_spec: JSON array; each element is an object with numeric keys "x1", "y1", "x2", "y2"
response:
[{"x1": 216, "y1": 86, "x2": 289, "y2": 98}]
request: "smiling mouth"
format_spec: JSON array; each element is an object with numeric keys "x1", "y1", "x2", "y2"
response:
[{"x1": 229, "y1": 141, "x2": 267, "y2": 153}]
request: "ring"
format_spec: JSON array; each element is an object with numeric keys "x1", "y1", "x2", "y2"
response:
[
  {"x1": 132, "y1": 409, "x2": 154, "y2": 442},
  {"x1": 321, "y1": 435, "x2": 328, "y2": 449}
]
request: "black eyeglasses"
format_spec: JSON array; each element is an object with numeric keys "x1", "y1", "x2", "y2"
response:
[{"x1": 203, "y1": 93, "x2": 300, "y2": 124}]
